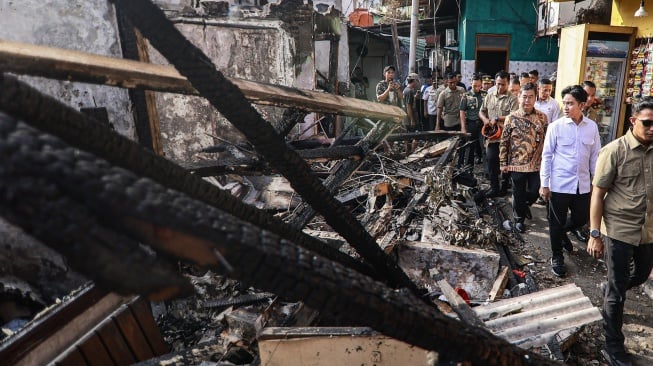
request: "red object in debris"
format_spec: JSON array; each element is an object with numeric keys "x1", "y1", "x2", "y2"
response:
[
  {"x1": 512, "y1": 269, "x2": 527, "y2": 278},
  {"x1": 349, "y1": 9, "x2": 374, "y2": 27},
  {"x1": 454, "y1": 287, "x2": 471, "y2": 305}
]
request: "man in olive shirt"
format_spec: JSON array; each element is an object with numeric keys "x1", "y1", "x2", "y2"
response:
[
  {"x1": 459, "y1": 74, "x2": 486, "y2": 171},
  {"x1": 436, "y1": 72, "x2": 465, "y2": 131},
  {"x1": 587, "y1": 97, "x2": 653, "y2": 366},
  {"x1": 480, "y1": 71, "x2": 518, "y2": 196}
]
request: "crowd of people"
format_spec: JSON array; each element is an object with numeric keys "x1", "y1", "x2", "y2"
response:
[{"x1": 371, "y1": 65, "x2": 653, "y2": 366}]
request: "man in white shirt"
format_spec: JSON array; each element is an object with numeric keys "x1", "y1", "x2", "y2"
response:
[
  {"x1": 534, "y1": 78, "x2": 560, "y2": 124},
  {"x1": 539, "y1": 85, "x2": 601, "y2": 277}
]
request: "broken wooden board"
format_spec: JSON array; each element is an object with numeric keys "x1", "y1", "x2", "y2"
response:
[
  {"x1": 473, "y1": 284, "x2": 603, "y2": 350},
  {"x1": 258, "y1": 327, "x2": 433, "y2": 366},
  {"x1": 397, "y1": 241, "x2": 501, "y2": 301},
  {"x1": 430, "y1": 268, "x2": 487, "y2": 329},
  {"x1": 0, "y1": 39, "x2": 406, "y2": 123},
  {"x1": 488, "y1": 266, "x2": 510, "y2": 302},
  {"x1": 400, "y1": 139, "x2": 452, "y2": 164}
]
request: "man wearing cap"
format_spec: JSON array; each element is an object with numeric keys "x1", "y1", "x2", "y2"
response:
[
  {"x1": 480, "y1": 71, "x2": 518, "y2": 197},
  {"x1": 459, "y1": 74, "x2": 487, "y2": 171},
  {"x1": 436, "y1": 72, "x2": 465, "y2": 132},
  {"x1": 481, "y1": 75, "x2": 493, "y2": 92},
  {"x1": 376, "y1": 65, "x2": 403, "y2": 108}
]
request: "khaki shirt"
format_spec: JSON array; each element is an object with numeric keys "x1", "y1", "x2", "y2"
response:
[
  {"x1": 437, "y1": 87, "x2": 465, "y2": 127},
  {"x1": 481, "y1": 91, "x2": 518, "y2": 143},
  {"x1": 593, "y1": 130, "x2": 653, "y2": 245}
]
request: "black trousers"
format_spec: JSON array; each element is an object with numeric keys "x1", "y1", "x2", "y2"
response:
[
  {"x1": 510, "y1": 171, "x2": 540, "y2": 223},
  {"x1": 426, "y1": 114, "x2": 436, "y2": 131},
  {"x1": 460, "y1": 119, "x2": 481, "y2": 171},
  {"x1": 603, "y1": 237, "x2": 653, "y2": 354},
  {"x1": 486, "y1": 143, "x2": 509, "y2": 192},
  {"x1": 547, "y1": 191, "x2": 590, "y2": 258}
]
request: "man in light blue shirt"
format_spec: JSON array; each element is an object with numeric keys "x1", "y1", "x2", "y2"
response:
[{"x1": 539, "y1": 85, "x2": 601, "y2": 277}]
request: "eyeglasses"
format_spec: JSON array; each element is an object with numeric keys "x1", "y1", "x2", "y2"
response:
[{"x1": 639, "y1": 119, "x2": 653, "y2": 127}]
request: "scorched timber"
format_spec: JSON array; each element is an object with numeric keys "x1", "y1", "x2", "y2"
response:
[
  {"x1": 111, "y1": 0, "x2": 417, "y2": 293},
  {"x1": 0, "y1": 113, "x2": 556, "y2": 366}
]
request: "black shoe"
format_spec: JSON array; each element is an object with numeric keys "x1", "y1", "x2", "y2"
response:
[
  {"x1": 524, "y1": 206, "x2": 532, "y2": 220},
  {"x1": 551, "y1": 256, "x2": 567, "y2": 277},
  {"x1": 515, "y1": 222, "x2": 525, "y2": 233},
  {"x1": 562, "y1": 233, "x2": 575, "y2": 253},
  {"x1": 601, "y1": 349, "x2": 632, "y2": 366},
  {"x1": 571, "y1": 228, "x2": 588, "y2": 242}
]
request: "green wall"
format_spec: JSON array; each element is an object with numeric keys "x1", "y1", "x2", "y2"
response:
[{"x1": 460, "y1": 0, "x2": 558, "y2": 62}]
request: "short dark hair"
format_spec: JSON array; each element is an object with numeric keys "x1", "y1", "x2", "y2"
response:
[
  {"x1": 582, "y1": 80, "x2": 597, "y2": 89},
  {"x1": 510, "y1": 76, "x2": 520, "y2": 85},
  {"x1": 520, "y1": 82, "x2": 537, "y2": 94},
  {"x1": 446, "y1": 72, "x2": 456, "y2": 80},
  {"x1": 495, "y1": 71, "x2": 510, "y2": 80},
  {"x1": 528, "y1": 70, "x2": 539, "y2": 76},
  {"x1": 520, "y1": 72, "x2": 530, "y2": 78},
  {"x1": 538, "y1": 78, "x2": 553, "y2": 86},
  {"x1": 560, "y1": 84, "x2": 588, "y2": 103},
  {"x1": 471, "y1": 74, "x2": 482, "y2": 81},
  {"x1": 632, "y1": 97, "x2": 653, "y2": 116}
]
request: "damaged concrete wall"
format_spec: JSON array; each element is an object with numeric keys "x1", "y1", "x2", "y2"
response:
[
  {"x1": 148, "y1": 20, "x2": 296, "y2": 162},
  {"x1": 146, "y1": 1, "x2": 315, "y2": 163},
  {"x1": 0, "y1": 0, "x2": 136, "y2": 139}
]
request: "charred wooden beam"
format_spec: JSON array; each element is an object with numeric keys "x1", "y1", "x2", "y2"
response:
[
  {"x1": 0, "y1": 74, "x2": 378, "y2": 285},
  {"x1": 273, "y1": 107, "x2": 308, "y2": 137},
  {"x1": 395, "y1": 138, "x2": 460, "y2": 230},
  {"x1": 186, "y1": 146, "x2": 365, "y2": 177},
  {"x1": 286, "y1": 120, "x2": 398, "y2": 229},
  {"x1": 0, "y1": 39, "x2": 405, "y2": 123},
  {"x1": 112, "y1": 0, "x2": 417, "y2": 293},
  {"x1": 338, "y1": 130, "x2": 469, "y2": 145},
  {"x1": 0, "y1": 116, "x2": 555, "y2": 365}
]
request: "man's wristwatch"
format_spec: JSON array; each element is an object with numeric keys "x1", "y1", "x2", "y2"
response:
[{"x1": 589, "y1": 229, "x2": 601, "y2": 238}]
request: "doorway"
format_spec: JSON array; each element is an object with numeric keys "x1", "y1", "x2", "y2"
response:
[
  {"x1": 476, "y1": 50, "x2": 508, "y2": 76},
  {"x1": 475, "y1": 34, "x2": 510, "y2": 76}
]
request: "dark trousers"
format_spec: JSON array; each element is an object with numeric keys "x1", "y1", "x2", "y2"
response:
[
  {"x1": 460, "y1": 119, "x2": 481, "y2": 171},
  {"x1": 426, "y1": 114, "x2": 437, "y2": 131},
  {"x1": 486, "y1": 143, "x2": 509, "y2": 192},
  {"x1": 510, "y1": 171, "x2": 540, "y2": 223},
  {"x1": 603, "y1": 237, "x2": 653, "y2": 354},
  {"x1": 547, "y1": 191, "x2": 590, "y2": 258}
]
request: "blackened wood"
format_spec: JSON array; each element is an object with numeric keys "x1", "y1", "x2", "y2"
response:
[
  {"x1": 0, "y1": 118, "x2": 556, "y2": 365},
  {"x1": 274, "y1": 108, "x2": 308, "y2": 137},
  {"x1": 338, "y1": 130, "x2": 470, "y2": 145},
  {"x1": 113, "y1": 0, "x2": 417, "y2": 292},
  {"x1": 115, "y1": 7, "x2": 158, "y2": 153},
  {"x1": 286, "y1": 120, "x2": 398, "y2": 229},
  {"x1": 0, "y1": 74, "x2": 378, "y2": 285}
]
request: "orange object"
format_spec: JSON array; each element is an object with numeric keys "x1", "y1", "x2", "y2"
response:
[
  {"x1": 349, "y1": 9, "x2": 374, "y2": 27},
  {"x1": 481, "y1": 123, "x2": 502, "y2": 140}
]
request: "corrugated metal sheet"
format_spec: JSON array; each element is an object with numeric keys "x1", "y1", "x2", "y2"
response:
[
  {"x1": 398, "y1": 36, "x2": 426, "y2": 59},
  {"x1": 474, "y1": 284, "x2": 603, "y2": 349}
]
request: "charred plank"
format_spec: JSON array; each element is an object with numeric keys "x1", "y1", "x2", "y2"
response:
[
  {"x1": 0, "y1": 116, "x2": 555, "y2": 365},
  {"x1": 112, "y1": 0, "x2": 417, "y2": 292}
]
